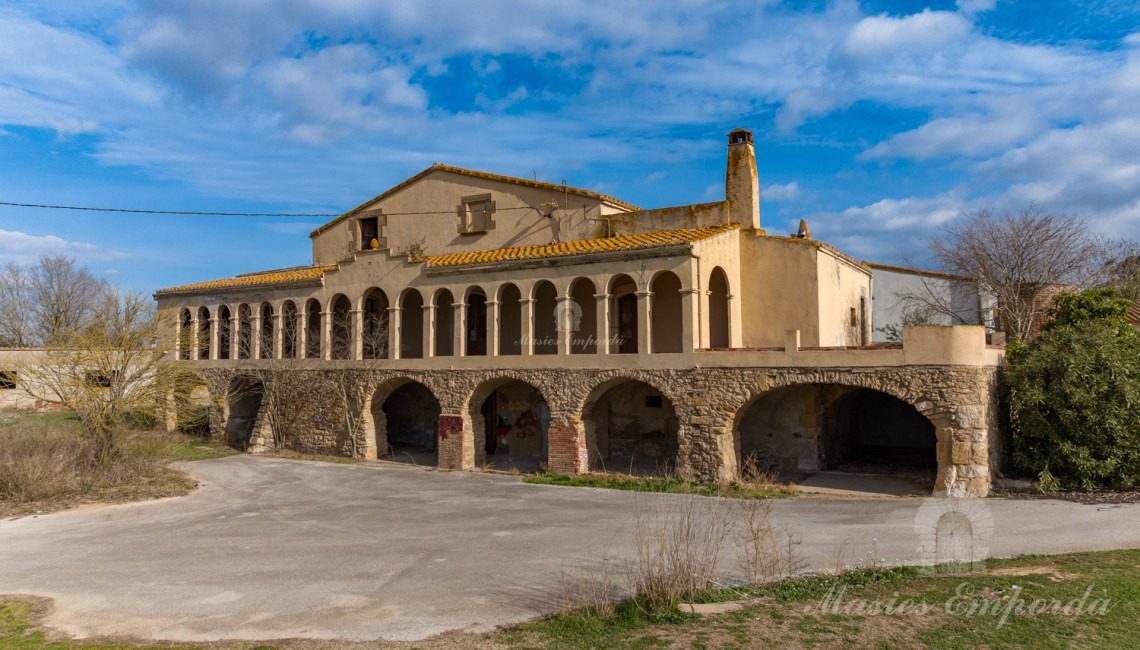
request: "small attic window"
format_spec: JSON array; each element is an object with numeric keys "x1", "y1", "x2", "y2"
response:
[
  {"x1": 357, "y1": 211, "x2": 385, "y2": 250},
  {"x1": 457, "y1": 194, "x2": 496, "y2": 234}
]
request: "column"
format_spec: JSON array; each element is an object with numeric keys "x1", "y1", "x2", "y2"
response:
[
  {"x1": 487, "y1": 300, "x2": 501, "y2": 357},
  {"x1": 272, "y1": 312, "x2": 283, "y2": 360},
  {"x1": 635, "y1": 290, "x2": 652, "y2": 354},
  {"x1": 298, "y1": 308, "x2": 309, "y2": 359},
  {"x1": 350, "y1": 308, "x2": 363, "y2": 360},
  {"x1": 387, "y1": 306, "x2": 401, "y2": 359},
  {"x1": 320, "y1": 310, "x2": 332, "y2": 360},
  {"x1": 556, "y1": 296, "x2": 573, "y2": 355},
  {"x1": 189, "y1": 315, "x2": 200, "y2": 360},
  {"x1": 208, "y1": 315, "x2": 219, "y2": 361},
  {"x1": 727, "y1": 292, "x2": 741, "y2": 348},
  {"x1": 422, "y1": 304, "x2": 436, "y2": 358},
  {"x1": 453, "y1": 302, "x2": 466, "y2": 357},
  {"x1": 229, "y1": 314, "x2": 239, "y2": 360},
  {"x1": 520, "y1": 298, "x2": 535, "y2": 356},
  {"x1": 699, "y1": 290, "x2": 711, "y2": 350},
  {"x1": 250, "y1": 312, "x2": 262, "y2": 359},
  {"x1": 680, "y1": 288, "x2": 700, "y2": 352},
  {"x1": 594, "y1": 293, "x2": 611, "y2": 355}
]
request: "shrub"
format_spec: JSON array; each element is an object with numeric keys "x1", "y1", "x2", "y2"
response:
[{"x1": 1006, "y1": 290, "x2": 1140, "y2": 489}]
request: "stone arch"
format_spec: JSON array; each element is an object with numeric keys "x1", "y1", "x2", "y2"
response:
[
  {"x1": 330, "y1": 293, "x2": 352, "y2": 360},
  {"x1": 236, "y1": 304, "x2": 253, "y2": 359},
  {"x1": 709, "y1": 266, "x2": 730, "y2": 349},
  {"x1": 281, "y1": 300, "x2": 299, "y2": 359},
  {"x1": 580, "y1": 374, "x2": 682, "y2": 474},
  {"x1": 532, "y1": 280, "x2": 558, "y2": 355},
  {"x1": 650, "y1": 270, "x2": 683, "y2": 353},
  {"x1": 217, "y1": 305, "x2": 232, "y2": 360},
  {"x1": 608, "y1": 274, "x2": 639, "y2": 354},
  {"x1": 365, "y1": 376, "x2": 441, "y2": 465},
  {"x1": 464, "y1": 286, "x2": 488, "y2": 356},
  {"x1": 224, "y1": 375, "x2": 265, "y2": 450},
  {"x1": 178, "y1": 308, "x2": 192, "y2": 360},
  {"x1": 304, "y1": 298, "x2": 322, "y2": 358},
  {"x1": 399, "y1": 289, "x2": 424, "y2": 359},
  {"x1": 568, "y1": 277, "x2": 596, "y2": 354},
  {"x1": 433, "y1": 288, "x2": 454, "y2": 357},
  {"x1": 362, "y1": 288, "x2": 389, "y2": 359},
  {"x1": 467, "y1": 375, "x2": 550, "y2": 471},
  {"x1": 259, "y1": 302, "x2": 274, "y2": 359},
  {"x1": 497, "y1": 283, "x2": 522, "y2": 355}
]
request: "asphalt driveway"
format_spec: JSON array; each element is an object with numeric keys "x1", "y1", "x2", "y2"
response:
[{"x1": 1, "y1": 455, "x2": 1138, "y2": 642}]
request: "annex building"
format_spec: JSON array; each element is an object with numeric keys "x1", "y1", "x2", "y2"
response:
[{"x1": 154, "y1": 129, "x2": 1003, "y2": 496}]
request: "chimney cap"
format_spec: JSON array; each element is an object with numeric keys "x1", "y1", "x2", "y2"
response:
[{"x1": 728, "y1": 128, "x2": 753, "y2": 145}]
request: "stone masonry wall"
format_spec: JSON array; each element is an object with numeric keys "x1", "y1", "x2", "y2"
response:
[{"x1": 201, "y1": 364, "x2": 1001, "y2": 496}]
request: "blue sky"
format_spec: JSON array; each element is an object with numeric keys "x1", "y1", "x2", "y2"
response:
[{"x1": 1, "y1": 0, "x2": 1139, "y2": 293}]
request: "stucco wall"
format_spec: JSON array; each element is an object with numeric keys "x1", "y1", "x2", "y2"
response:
[{"x1": 737, "y1": 236, "x2": 820, "y2": 347}]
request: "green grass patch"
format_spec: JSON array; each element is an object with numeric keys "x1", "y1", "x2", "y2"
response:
[{"x1": 523, "y1": 471, "x2": 796, "y2": 499}]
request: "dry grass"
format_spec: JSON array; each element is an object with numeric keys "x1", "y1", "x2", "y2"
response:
[{"x1": 0, "y1": 409, "x2": 204, "y2": 517}]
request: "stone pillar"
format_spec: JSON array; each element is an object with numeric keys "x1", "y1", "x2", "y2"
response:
[
  {"x1": 487, "y1": 300, "x2": 501, "y2": 357},
  {"x1": 250, "y1": 312, "x2": 262, "y2": 359},
  {"x1": 635, "y1": 290, "x2": 652, "y2": 354},
  {"x1": 298, "y1": 308, "x2": 309, "y2": 359},
  {"x1": 320, "y1": 310, "x2": 333, "y2": 360},
  {"x1": 422, "y1": 304, "x2": 436, "y2": 358},
  {"x1": 594, "y1": 293, "x2": 611, "y2": 355},
  {"x1": 520, "y1": 298, "x2": 535, "y2": 356},
  {"x1": 350, "y1": 308, "x2": 363, "y2": 360},
  {"x1": 727, "y1": 292, "x2": 740, "y2": 348},
  {"x1": 556, "y1": 296, "x2": 573, "y2": 355},
  {"x1": 698, "y1": 290, "x2": 711, "y2": 350},
  {"x1": 436, "y1": 414, "x2": 471, "y2": 470},
  {"x1": 229, "y1": 314, "x2": 240, "y2": 360},
  {"x1": 453, "y1": 302, "x2": 466, "y2": 357},
  {"x1": 680, "y1": 288, "x2": 700, "y2": 352},
  {"x1": 189, "y1": 315, "x2": 200, "y2": 360},
  {"x1": 387, "y1": 306, "x2": 401, "y2": 359},
  {"x1": 272, "y1": 312, "x2": 283, "y2": 360},
  {"x1": 547, "y1": 419, "x2": 588, "y2": 474}
]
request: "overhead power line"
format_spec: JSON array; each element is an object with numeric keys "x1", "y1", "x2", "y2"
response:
[{"x1": 0, "y1": 201, "x2": 543, "y2": 218}]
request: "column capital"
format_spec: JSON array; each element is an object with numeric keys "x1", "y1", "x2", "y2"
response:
[
  {"x1": 593, "y1": 293, "x2": 611, "y2": 300},
  {"x1": 634, "y1": 290, "x2": 653, "y2": 298}
]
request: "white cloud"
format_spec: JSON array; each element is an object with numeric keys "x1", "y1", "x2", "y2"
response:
[
  {"x1": 0, "y1": 229, "x2": 126, "y2": 265},
  {"x1": 763, "y1": 182, "x2": 801, "y2": 201},
  {"x1": 842, "y1": 10, "x2": 971, "y2": 61}
]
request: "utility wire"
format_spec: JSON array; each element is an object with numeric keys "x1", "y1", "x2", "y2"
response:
[{"x1": 0, "y1": 200, "x2": 542, "y2": 218}]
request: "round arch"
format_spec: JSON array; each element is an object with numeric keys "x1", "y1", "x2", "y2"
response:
[
  {"x1": 467, "y1": 375, "x2": 550, "y2": 471},
  {"x1": 649, "y1": 270, "x2": 683, "y2": 353},
  {"x1": 607, "y1": 274, "x2": 639, "y2": 354},
  {"x1": 497, "y1": 283, "x2": 522, "y2": 355},
  {"x1": 433, "y1": 289, "x2": 455, "y2": 357},
  {"x1": 366, "y1": 376, "x2": 441, "y2": 465},
  {"x1": 329, "y1": 294, "x2": 352, "y2": 360},
  {"x1": 567, "y1": 277, "x2": 597, "y2": 354},
  {"x1": 581, "y1": 376, "x2": 679, "y2": 474},
  {"x1": 399, "y1": 289, "x2": 424, "y2": 359},
  {"x1": 224, "y1": 375, "x2": 264, "y2": 450},
  {"x1": 708, "y1": 266, "x2": 730, "y2": 349}
]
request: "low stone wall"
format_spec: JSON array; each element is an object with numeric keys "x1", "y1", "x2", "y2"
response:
[{"x1": 199, "y1": 363, "x2": 1001, "y2": 496}]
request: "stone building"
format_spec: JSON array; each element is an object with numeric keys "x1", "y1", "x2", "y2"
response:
[{"x1": 154, "y1": 129, "x2": 1004, "y2": 496}]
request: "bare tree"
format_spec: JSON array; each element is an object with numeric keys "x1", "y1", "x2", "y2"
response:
[
  {"x1": 930, "y1": 205, "x2": 1103, "y2": 340},
  {"x1": 0, "y1": 255, "x2": 112, "y2": 346},
  {"x1": 1100, "y1": 238, "x2": 1140, "y2": 301},
  {"x1": 17, "y1": 290, "x2": 198, "y2": 462}
]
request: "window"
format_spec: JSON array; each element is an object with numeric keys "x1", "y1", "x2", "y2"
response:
[
  {"x1": 358, "y1": 214, "x2": 380, "y2": 250},
  {"x1": 457, "y1": 194, "x2": 496, "y2": 234},
  {"x1": 0, "y1": 371, "x2": 15, "y2": 389}
]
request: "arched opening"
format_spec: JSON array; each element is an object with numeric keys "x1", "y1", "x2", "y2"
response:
[
  {"x1": 400, "y1": 290, "x2": 424, "y2": 359},
  {"x1": 709, "y1": 267, "x2": 730, "y2": 349},
  {"x1": 259, "y1": 302, "x2": 274, "y2": 359},
  {"x1": 434, "y1": 290, "x2": 454, "y2": 356},
  {"x1": 281, "y1": 301, "x2": 299, "y2": 359},
  {"x1": 330, "y1": 294, "x2": 352, "y2": 360},
  {"x1": 609, "y1": 274, "x2": 638, "y2": 354},
  {"x1": 465, "y1": 288, "x2": 488, "y2": 356},
  {"x1": 569, "y1": 278, "x2": 597, "y2": 354},
  {"x1": 471, "y1": 378, "x2": 550, "y2": 472},
  {"x1": 362, "y1": 289, "x2": 389, "y2": 359},
  {"x1": 735, "y1": 384, "x2": 936, "y2": 485},
  {"x1": 178, "y1": 309, "x2": 192, "y2": 360},
  {"x1": 532, "y1": 281, "x2": 558, "y2": 355},
  {"x1": 225, "y1": 376, "x2": 264, "y2": 450},
  {"x1": 236, "y1": 304, "x2": 253, "y2": 359},
  {"x1": 217, "y1": 305, "x2": 232, "y2": 360},
  {"x1": 196, "y1": 306, "x2": 210, "y2": 359},
  {"x1": 374, "y1": 380, "x2": 440, "y2": 465},
  {"x1": 650, "y1": 271, "x2": 683, "y2": 353},
  {"x1": 498, "y1": 284, "x2": 522, "y2": 355},
  {"x1": 584, "y1": 379, "x2": 678, "y2": 474},
  {"x1": 305, "y1": 299, "x2": 321, "y2": 358}
]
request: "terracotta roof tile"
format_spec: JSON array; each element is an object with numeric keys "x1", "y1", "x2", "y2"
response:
[
  {"x1": 419, "y1": 224, "x2": 738, "y2": 269},
  {"x1": 156, "y1": 265, "x2": 336, "y2": 295},
  {"x1": 1127, "y1": 300, "x2": 1140, "y2": 324}
]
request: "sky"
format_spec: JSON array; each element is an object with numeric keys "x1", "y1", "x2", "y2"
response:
[{"x1": 1, "y1": 0, "x2": 1139, "y2": 293}]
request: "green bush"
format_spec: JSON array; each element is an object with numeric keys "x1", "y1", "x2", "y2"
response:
[{"x1": 1006, "y1": 290, "x2": 1140, "y2": 489}]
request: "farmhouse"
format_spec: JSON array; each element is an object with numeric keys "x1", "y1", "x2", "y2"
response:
[{"x1": 153, "y1": 129, "x2": 1003, "y2": 496}]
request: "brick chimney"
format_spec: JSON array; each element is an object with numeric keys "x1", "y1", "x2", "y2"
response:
[{"x1": 725, "y1": 128, "x2": 761, "y2": 230}]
